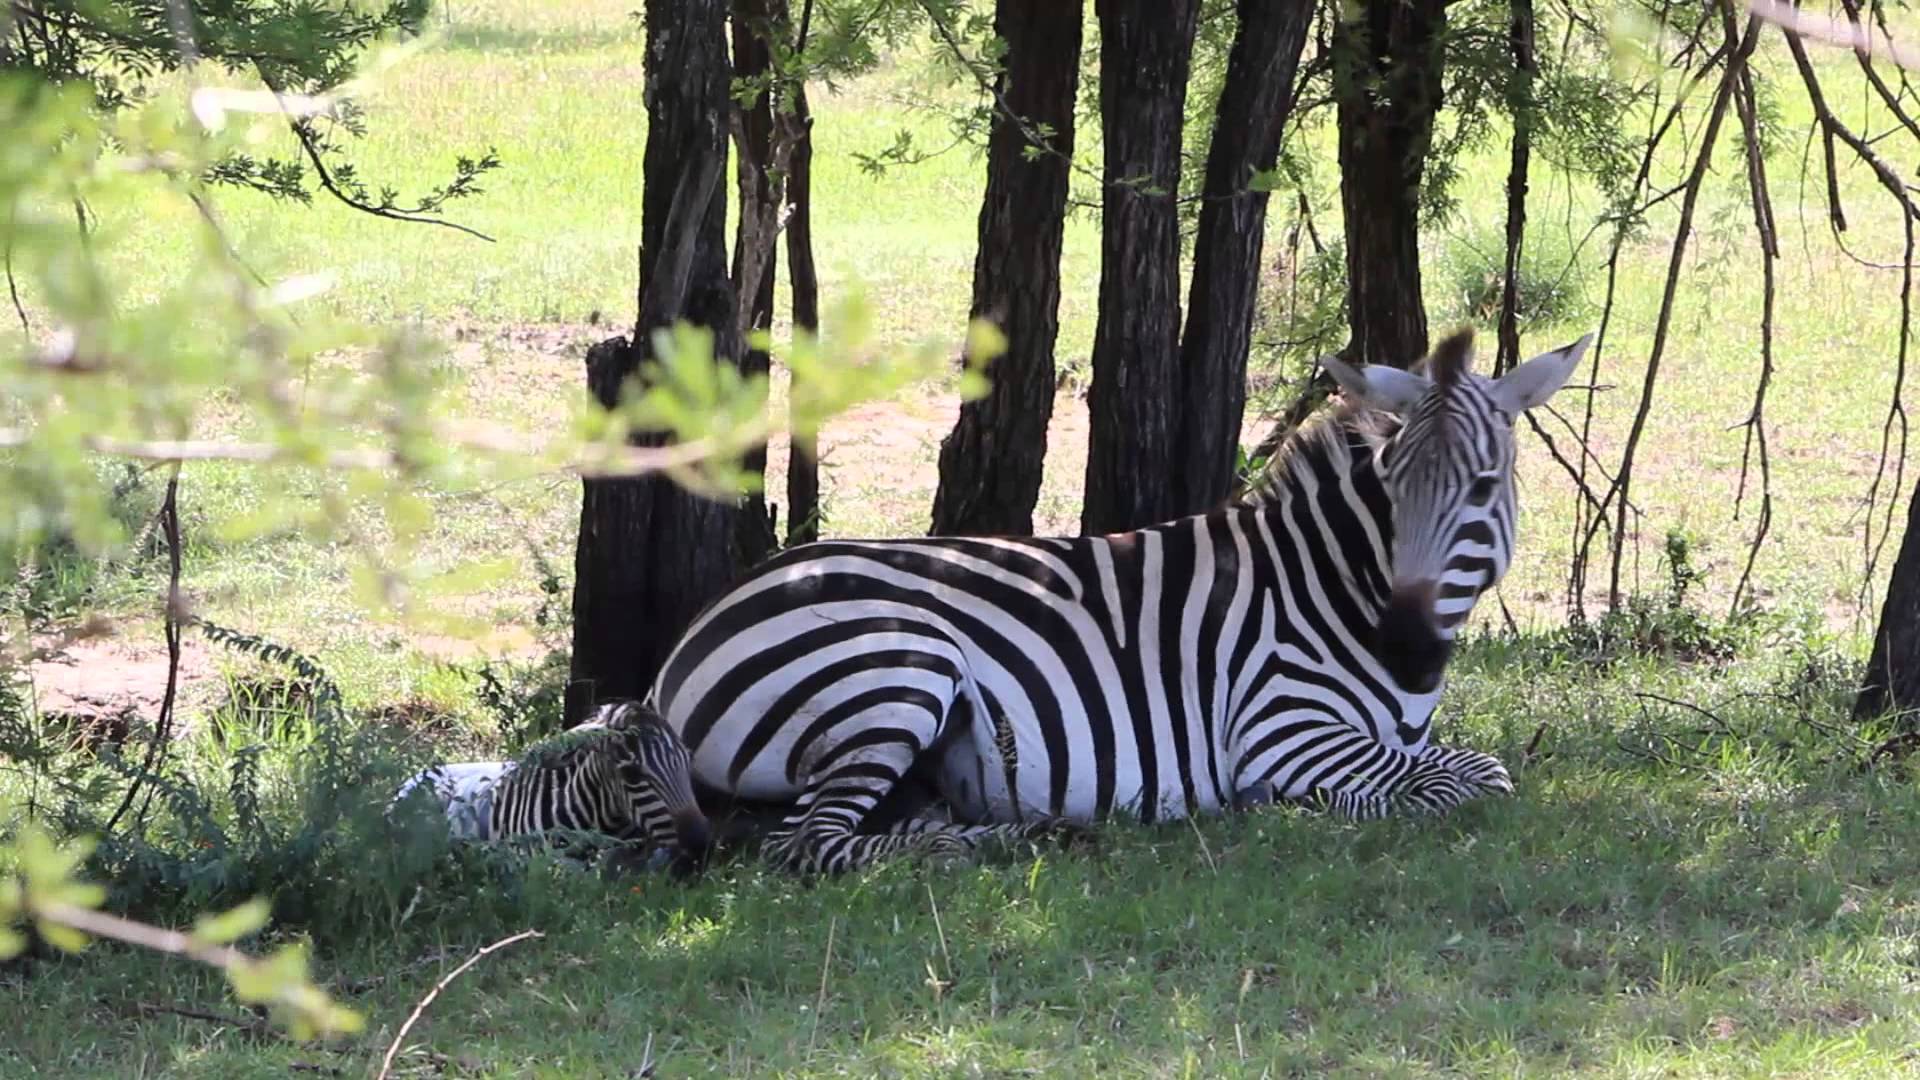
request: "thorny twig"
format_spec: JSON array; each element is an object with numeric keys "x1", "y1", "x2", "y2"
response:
[
  {"x1": 127, "y1": 1000, "x2": 275, "y2": 1041},
  {"x1": 1862, "y1": 215, "x2": 1914, "y2": 614},
  {"x1": 1836, "y1": 0, "x2": 1920, "y2": 140}
]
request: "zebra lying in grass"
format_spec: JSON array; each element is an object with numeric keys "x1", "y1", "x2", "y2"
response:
[
  {"x1": 645, "y1": 328, "x2": 1591, "y2": 874},
  {"x1": 390, "y1": 700, "x2": 711, "y2": 873}
]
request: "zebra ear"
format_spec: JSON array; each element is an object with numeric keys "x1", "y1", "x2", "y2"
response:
[
  {"x1": 1321, "y1": 354, "x2": 1431, "y2": 414},
  {"x1": 1493, "y1": 332, "x2": 1594, "y2": 413}
]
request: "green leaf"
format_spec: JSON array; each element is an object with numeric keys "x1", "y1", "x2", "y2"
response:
[
  {"x1": 964, "y1": 317, "x2": 1007, "y2": 369},
  {"x1": 191, "y1": 898, "x2": 271, "y2": 947}
]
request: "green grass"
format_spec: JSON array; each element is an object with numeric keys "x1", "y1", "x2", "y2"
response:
[
  {"x1": 11, "y1": 642, "x2": 1920, "y2": 1077},
  {"x1": 10, "y1": 0, "x2": 1920, "y2": 1074}
]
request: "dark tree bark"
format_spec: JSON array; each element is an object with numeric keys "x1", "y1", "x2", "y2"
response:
[
  {"x1": 785, "y1": 81, "x2": 822, "y2": 547},
  {"x1": 1494, "y1": 0, "x2": 1536, "y2": 378},
  {"x1": 566, "y1": 0, "x2": 742, "y2": 722},
  {"x1": 730, "y1": 0, "x2": 782, "y2": 566},
  {"x1": 930, "y1": 0, "x2": 1084, "y2": 537},
  {"x1": 1858, "y1": 482, "x2": 1920, "y2": 722},
  {"x1": 1331, "y1": 0, "x2": 1449, "y2": 370},
  {"x1": 1172, "y1": 0, "x2": 1314, "y2": 514},
  {"x1": 1081, "y1": 0, "x2": 1200, "y2": 536}
]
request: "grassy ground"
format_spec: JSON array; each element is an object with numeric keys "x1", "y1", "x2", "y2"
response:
[
  {"x1": 11, "y1": 643, "x2": 1920, "y2": 1077},
  {"x1": 9, "y1": 0, "x2": 1920, "y2": 1075}
]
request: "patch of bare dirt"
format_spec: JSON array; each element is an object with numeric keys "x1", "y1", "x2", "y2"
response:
[
  {"x1": 409, "y1": 626, "x2": 551, "y2": 662},
  {"x1": 26, "y1": 633, "x2": 216, "y2": 734}
]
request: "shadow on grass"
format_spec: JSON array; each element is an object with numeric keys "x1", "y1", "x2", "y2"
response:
[{"x1": 9, "y1": 638, "x2": 1917, "y2": 1076}]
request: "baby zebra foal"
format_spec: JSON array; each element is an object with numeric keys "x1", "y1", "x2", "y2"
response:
[{"x1": 390, "y1": 700, "x2": 711, "y2": 872}]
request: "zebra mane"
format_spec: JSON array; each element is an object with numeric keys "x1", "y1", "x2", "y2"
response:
[{"x1": 1231, "y1": 396, "x2": 1401, "y2": 509}]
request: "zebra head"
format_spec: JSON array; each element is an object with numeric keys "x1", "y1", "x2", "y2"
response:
[
  {"x1": 598, "y1": 701, "x2": 712, "y2": 860},
  {"x1": 1322, "y1": 328, "x2": 1593, "y2": 695}
]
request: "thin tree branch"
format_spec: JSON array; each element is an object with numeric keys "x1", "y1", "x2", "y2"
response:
[
  {"x1": 4, "y1": 202, "x2": 26, "y2": 334},
  {"x1": 1729, "y1": 47, "x2": 1776, "y2": 616},
  {"x1": 1747, "y1": 0, "x2": 1920, "y2": 69},
  {"x1": 285, "y1": 119, "x2": 496, "y2": 243},
  {"x1": 1495, "y1": 0, "x2": 1537, "y2": 377},
  {"x1": 1863, "y1": 215, "x2": 1913, "y2": 612},
  {"x1": 1603, "y1": 10, "x2": 1762, "y2": 609},
  {"x1": 103, "y1": 468, "x2": 182, "y2": 835},
  {"x1": 0, "y1": 423, "x2": 761, "y2": 479}
]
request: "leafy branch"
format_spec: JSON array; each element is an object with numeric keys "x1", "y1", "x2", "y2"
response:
[{"x1": 2, "y1": 825, "x2": 362, "y2": 1042}]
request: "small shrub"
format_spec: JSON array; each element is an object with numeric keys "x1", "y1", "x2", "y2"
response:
[
  {"x1": 1, "y1": 463, "x2": 161, "y2": 631},
  {"x1": 466, "y1": 650, "x2": 571, "y2": 752},
  {"x1": 1557, "y1": 530, "x2": 1751, "y2": 665},
  {"x1": 1, "y1": 621, "x2": 603, "y2": 949},
  {"x1": 1436, "y1": 223, "x2": 1594, "y2": 333}
]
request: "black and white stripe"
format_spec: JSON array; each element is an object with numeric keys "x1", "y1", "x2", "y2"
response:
[
  {"x1": 393, "y1": 701, "x2": 711, "y2": 867},
  {"x1": 648, "y1": 330, "x2": 1592, "y2": 873}
]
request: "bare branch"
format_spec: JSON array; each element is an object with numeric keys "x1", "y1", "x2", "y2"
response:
[
  {"x1": 376, "y1": 930, "x2": 543, "y2": 1080},
  {"x1": 1602, "y1": 12, "x2": 1763, "y2": 609},
  {"x1": 0, "y1": 423, "x2": 764, "y2": 480},
  {"x1": 103, "y1": 468, "x2": 183, "y2": 835},
  {"x1": 1730, "y1": 49, "x2": 1777, "y2": 616},
  {"x1": 1747, "y1": 0, "x2": 1920, "y2": 69}
]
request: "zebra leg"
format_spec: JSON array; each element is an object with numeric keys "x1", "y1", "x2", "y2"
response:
[
  {"x1": 1389, "y1": 743, "x2": 1513, "y2": 815},
  {"x1": 762, "y1": 765, "x2": 1087, "y2": 875},
  {"x1": 1236, "y1": 722, "x2": 1511, "y2": 822},
  {"x1": 756, "y1": 700, "x2": 951, "y2": 874},
  {"x1": 763, "y1": 778, "x2": 1073, "y2": 875},
  {"x1": 874, "y1": 814, "x2": 1090, "y2": 867}
]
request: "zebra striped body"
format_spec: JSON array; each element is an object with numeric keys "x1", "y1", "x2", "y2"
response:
[
  {"x1": 648, "y1": 330, "x2": 1591, "y2": 873},
  {"x1": 391, "y1": 701, "x2": 711, "y2": 869}
]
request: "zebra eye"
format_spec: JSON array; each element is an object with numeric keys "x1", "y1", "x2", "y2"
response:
[{"x1": 1466, "y1": 475, "x2": 1500, "y2": 506}]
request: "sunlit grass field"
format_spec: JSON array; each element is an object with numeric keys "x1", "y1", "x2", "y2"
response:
[{"x1": 9, "y1": 0, "x2": 1920, "y2": 1075}]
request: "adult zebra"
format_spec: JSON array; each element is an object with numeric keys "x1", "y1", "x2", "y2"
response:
[
  {"x1": 648, "y1": 328, "x2": 1591, "y2": 873},
  {"x1": 391, "y1": 700, "x2": 711, "y2": 871}
]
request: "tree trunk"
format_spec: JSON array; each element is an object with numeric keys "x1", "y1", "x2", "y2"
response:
[
  {"x1": 930, "y1": 0, "x2": 1084, "y2": 537},
  {"x1": 730, "y1": 0, "x2": 782, "y2": 566},
  {"x1": 1331, "y1": 0, "x2": 1448, "y2": 371},
  {"x1": 1172, "y1": 0, "x2": 1314, "y2": 514},
  {"x1": 1858, "y1": 480, "x2": 1920, "y2": 722},
  {"x1": 566, "y1": 0, "x2": 742, "y2": 722},
  {"x1": 1494, "y1": 0, "x2": 1536, "y2": 378},
  {"x1": 785, "y1": 81, "x2": 822, "y2": 547},
  {"x1": 1081, "y1": 0, "x2": 1200, "y2": 536}
]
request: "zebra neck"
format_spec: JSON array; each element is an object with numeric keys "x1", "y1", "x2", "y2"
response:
[
  {"x1": 1245, "y1": 426, "x2": 1436, "y2": 742},
  {"x1": 1260, "y1": 423, "x2": 1395, "y2": 620}
]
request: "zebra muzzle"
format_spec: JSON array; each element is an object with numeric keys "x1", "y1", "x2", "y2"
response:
[{"x1": 1376, "y1": 585, "x2": 1454, "y2": 695}]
